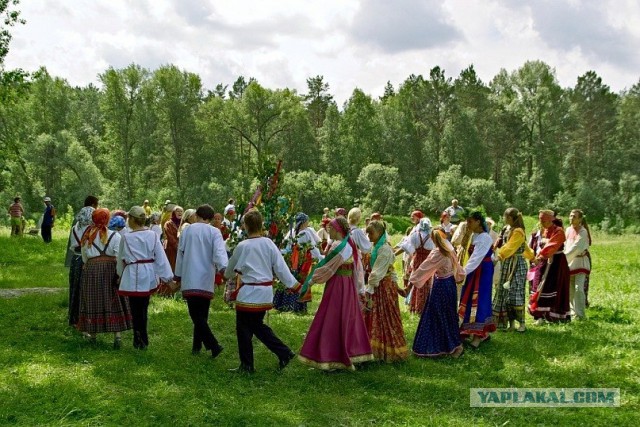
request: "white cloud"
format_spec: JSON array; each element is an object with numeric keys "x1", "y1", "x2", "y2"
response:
[{"x1": 4, "y1": 0, "x2": 639, "y2": 104}]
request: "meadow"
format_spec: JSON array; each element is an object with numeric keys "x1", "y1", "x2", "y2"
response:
[{"x1": 0, "y1": 226, "x2": 639, "y2": 426}]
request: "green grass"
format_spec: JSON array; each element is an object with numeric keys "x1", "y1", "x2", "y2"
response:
[{"x1": 0, "y1": 228, "x2": 639, "y2": 426}]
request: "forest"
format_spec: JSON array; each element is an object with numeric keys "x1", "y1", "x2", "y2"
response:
[{"x1": 1, "y1": 6, "x2": 639, "y2": 231}]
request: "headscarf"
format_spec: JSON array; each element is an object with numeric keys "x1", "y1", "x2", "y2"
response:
[
  {"x1": 150, "y1": 212, "x2": 161, "y2": 224},
  {"x1": 81, "y1": 208, "x2": 110, "y2": 247},
  {"x1": 108, "y1": 215, "x2": 126, "y2": 231},
  {"x1": 171, "y1": 206, "x2": 183, "y2": 226},
  {"x1": 112, "y1": 209, "x2": 127, "y2": 219},
  {"x1": 370, "y1": 212, "x2": 382, "y2": 221},
  {"x1": 295, "y1": 212, "x2": 309, "y2": 233},
  {"x1": 418, "y1": 217, "x2": 432, "y2": 234},
  {"x1": 76, "y1": 206, "x2": 95, "y2": 228},
  {"x1": 335, "y1": 208, "x2": 347, "y2": 217}
]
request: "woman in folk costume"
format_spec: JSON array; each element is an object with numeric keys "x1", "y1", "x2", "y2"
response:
[
  {"x1": 178, "y1": 208, "x2": 196, "y2": 237},
  {"x1": 395, "y1": 213, "x2": 435, "y2": 314},
  {"x1": 451, "y1": 209, "x2": 472, "y2": 267},
  {"x1": 77, "y1": 208, "x2": 132, "y2": 347},
  {"x1": 458, "y1": 210, "x2": 496, "y2": 350},
  {"x1": 348, "y1": 208, "x2": 372, "y2": 293},
  {"x1": 149, "y1": 212, "x2": 162, "y2": 239},
  {"x1": 440, "y1": 211, "x2": 453, "y2": 240},
  {"x1": 117, "y1": 206, "x2": 175, "y2": 350},
  {"x1": 564, "y1": 209, "x2": 591, "y2": 320},
  {"x1": 528, "y1": 210, "x2": 571, "y2": 324},
  {"x1": 274, "y1": 213, "x2": 324, "y2": 313},
  {"x1": 163, "y1": 205, "x2": 183, "y2": 271},
  {"x1": 363, "y1": 220, "x2": 408, "y2": 362},
  {"x1": 491, "y1": 208, "x2": 534, "y2": 332},
  {"x1": 298, "y1": 216, "x2": 374, "y2": 370},
  {"x1": 68, "y1": 206, "x2": 94, "y2": 327},
  {"x1": 409, "y1": 228, "x2": 465, "y2": 358},
  {"x1": 317, "y1": 217, "x2": 331, "y2": 253}
]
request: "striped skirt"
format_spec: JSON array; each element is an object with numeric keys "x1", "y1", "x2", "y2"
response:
[{"x1": 77, "y1": 256, "x2": 132, "y2": 334}]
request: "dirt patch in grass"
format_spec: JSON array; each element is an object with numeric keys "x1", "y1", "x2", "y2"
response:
[{"x1": 0, "y1": 287, "x2": 64, "y2": 299}]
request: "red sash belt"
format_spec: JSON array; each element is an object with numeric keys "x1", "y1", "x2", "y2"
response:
[{"x1": 242, "y1": 281, "x2": 274, "y2": 287}]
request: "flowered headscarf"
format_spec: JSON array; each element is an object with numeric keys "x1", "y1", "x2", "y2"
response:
[
  {"x1": 76, "y1": 206, "x2": 95, "y2": 228},
  {"x1": 295, "y1": 212, "x2": 309, "y2": 233},
  {"x1": 81, "y1": 208, "x2": 111, "y2": 247},
  {"x1": 418, "y1": 217, "x2": 432, "y2": 234}
]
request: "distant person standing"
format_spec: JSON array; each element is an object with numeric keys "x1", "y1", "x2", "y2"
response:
[
  {"x1": 142, "y1": 200, "x2": 152, "y2": 217},
  {"x1": 8, "y1": 197, "x2": 24, "y2": 236},
  {"x1": 445, "y1": 199, "x2": 465, "y2": 225},
  {"x1": 41, "y1": 196, "x2": 56, "y2": 243}
]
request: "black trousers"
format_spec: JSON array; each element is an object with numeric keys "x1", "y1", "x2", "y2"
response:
[
  {"x1": 236, "y1": 310, "x2": 291, "y2": 369},
  {"x1": 41, "y1": 225, "x2": 52, "y2": 243},
  {"x1": 129, "y1": 296, "x2": 150, "y2": 348},
  {"x1": 186, "y1": 296, "x2": 220, "y2": 352}
]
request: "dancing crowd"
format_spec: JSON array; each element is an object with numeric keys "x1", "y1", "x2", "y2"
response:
[{"x1": 64, "y1": 195, "x2": 592, "y2": 373}]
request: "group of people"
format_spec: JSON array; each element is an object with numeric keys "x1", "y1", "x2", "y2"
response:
[
  {"x1": 7, "y1": 196, "x2": 57, "y2": 242},
  {"x1": 63, "y1": 194, "x2": 592, "y2": 374}
]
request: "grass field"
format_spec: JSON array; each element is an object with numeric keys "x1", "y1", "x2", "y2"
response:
[{"x1": 0, "y1": 227, "x2": 639, "y2": 426}]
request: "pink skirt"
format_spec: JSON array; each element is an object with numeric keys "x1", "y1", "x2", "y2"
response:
[{"x1": 299, "y1": 272, "x2": 374, "y2": 370}]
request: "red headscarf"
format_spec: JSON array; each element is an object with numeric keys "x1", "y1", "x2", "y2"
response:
[{"x1": 81, "y1": 208, "x2": 111, "y2": 247}]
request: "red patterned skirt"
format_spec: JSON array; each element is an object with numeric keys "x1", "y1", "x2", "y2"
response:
[
  {"x1": 363, "y1": 275, "x2": 408, "y2": 362},
  {"x1": 409, "y1": 248, "x2": 431, "y2": 314}
]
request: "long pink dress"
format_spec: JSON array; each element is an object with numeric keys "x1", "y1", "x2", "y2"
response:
[{"x1": 298, "y1": 241, "x2": 374, "y2": 370}]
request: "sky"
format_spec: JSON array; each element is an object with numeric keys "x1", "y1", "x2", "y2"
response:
[{"x1": 5, "y1": 0, "x2": 640, "y2": 105}]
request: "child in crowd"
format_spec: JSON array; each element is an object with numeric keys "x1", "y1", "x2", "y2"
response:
[{"x1": 224, "y1": 209, "x2": 300, "y2": 373}]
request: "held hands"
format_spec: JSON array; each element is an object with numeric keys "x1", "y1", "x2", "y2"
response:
[{"x1": 286, "y1": 283, "x2": 301, "y2": 294}]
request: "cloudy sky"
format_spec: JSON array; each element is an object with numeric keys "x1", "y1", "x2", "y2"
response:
[{"x1": 5, "y1": 0, "x2": 640, "y2": 104}]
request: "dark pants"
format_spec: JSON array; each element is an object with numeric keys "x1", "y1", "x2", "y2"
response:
[
  {"x1": 129, "y1": 296, "x2": 150, "y2": 348},
  {"x1": 186, "y1": 296, "x2": 220, "y2": 352},
  {"x1": 236, "y1": 310, "x2": 292, "y2": 369},
  {"x1": 41, "y1": 225, "x2": 52, "y2": 243}
]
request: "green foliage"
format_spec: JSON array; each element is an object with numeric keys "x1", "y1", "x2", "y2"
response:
[
  {"x1": 280, "y1": 170, "x2": 351, "y2": 215},
  {"x1": 2, "y1": 59, "x2": 640, "y2": 229},
  {"x1": 357, "y1": 163, "x2": 400, "y2": 214}
]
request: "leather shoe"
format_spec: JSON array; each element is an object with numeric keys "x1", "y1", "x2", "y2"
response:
[
  {"x1": 278, "y1": 351, "x2": 296, "y2": 371},
  {"x1": 228, "y1": 365, "x2": 255, "y2": 374},
  {"x1": 211, "y1": 345, "x2": 224, "y2": 359}
]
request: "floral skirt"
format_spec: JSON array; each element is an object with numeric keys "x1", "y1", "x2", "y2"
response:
[{"x1": 363, "y1": 276, "x2": 408, "y2": 362}]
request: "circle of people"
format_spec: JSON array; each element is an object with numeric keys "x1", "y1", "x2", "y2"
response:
[{"x1": 65, "y1": 195, "x2": 591, "y2": 373}]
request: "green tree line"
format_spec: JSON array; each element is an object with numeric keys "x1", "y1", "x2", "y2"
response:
[{"x1": 2, "y1": 61, "x2": 639, "y2": 228}]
